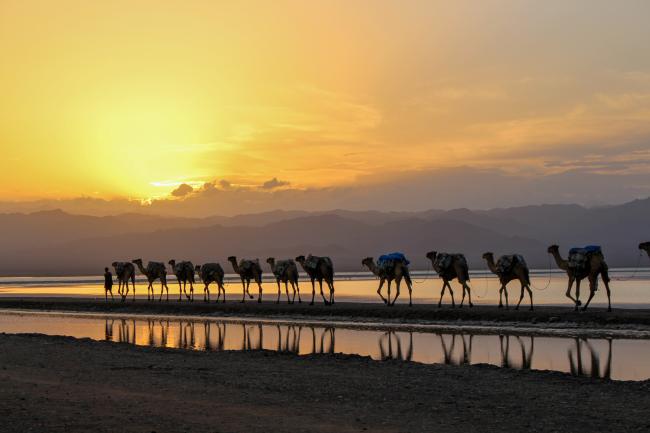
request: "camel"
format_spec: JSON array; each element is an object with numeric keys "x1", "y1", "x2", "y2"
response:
[
  {"x1": 482, "y1": 252, "x2": 533, "y2": 310},
  {"x1": 111, "y1": 261, "x2": 136, "y2": 302},
  {"x1": 195, "y1": 263, "x2": 226, "y2": 303},
  {"x1": 639, "y1": 242, "x2": 650, "y2": 259},
  {"x1": 361, "y1": 256, "x2": 413, "y2": 306},
  {"x1": 547, "y1": 245, "x2": 612, "y2": 312},
  {"x1": 266, "y1": 257, "x2": 301, "y2": 304},
  {"x1": 295, "y1": 255, "x2": 335, "y2": 305},
  {"x1": 168, "y1": 260, "x2": 195, "y2": 302},
  {"x1": 425, "y1": 251, "x2": 473, "y2": 308},
  {"x1": 132, "y1": 259, "x2": 169, "y2": 301},
  {"x1": 227, "y1": 256, "x2": 263, "y2": 303}
]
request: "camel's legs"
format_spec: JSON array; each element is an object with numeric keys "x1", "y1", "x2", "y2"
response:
[
  {"x1": 440, "y1": 281, "x2": 455, "y2": 307},
  {"x1": 123, "y1": 281, "x2": 130, "y2": 302},
  {"x1": 246, "y1": 279, "x2": 254, "y2": 299},
  {"x1": 204, "y1": 282, "x2": 210, "y2": 302},
  {"x1": 602, "y1": 269, "x2": 612, "y2": 312},
  {"x1": 575, "y1": 279, "x2": 582, "y2": 311},
  {"x1": 327, "y1": 280, "x2": 335, "y2": 304},
  {"x1": 464, "y1": 282, "x2": 473, "y2": 307},
  {"x1": 293, "y1": 281, "x2": 301, "y2": 303},
  {"x1": 284, "y1": 281, "x2": 291, "y2": 304},
  {"x1": 240, "y1": 278, "x2": 247, "y2": 303},
  {"x1": 257, "y1": 280, "x2": 263, "y2": 303},
  {"x1": 188, "y1": 280, "x2": 194, "y2": 302},
  {"x1": 377, "y1": 279, "x2": 388, "y2": 304},
  {"x1": 131, "y1": 278, "x2": 136, "y2": 302},
  {"x1": 309, "y1": 279, "x2": 316, "y2": 305},
  {"x1": 177, "y1": 280, "x2": 183, "y2": 302},
  {"x1": 526, "y1": 285, "x2": 534, "y2": 310},
  {"x1": 406, "y1": 281, "x2": 412, "y2": 306},
  {"x1": 459, "y1": 284, "x2": 466, "y2": 308},
  {"x1": 582, "y1": 274, "x2": 598, "y2": 311},
  {"x1": 391, "y1": 278, "x2": 401, "y2": 306},
  {"x1": 503, "y1": 284, "x2": 509, "y2": 309},
  {"x1": 276, "y1": 281, "x2": 282, "y2": 304},
  {"x1": 438, "y1": 282, "x2": 446, "y2": 308},
  {"x1": 318, "y1": 279, "x2": 329, "y2": 305},
  {"x1": 516, "y1": 282, "x2": 525, "y2": 310},
  {"x1": 565, "y1": 276, "x2": 579, "y2": 307},
  {"x1": 386, "y1": 280, "x2": 392, "y2": 306}
]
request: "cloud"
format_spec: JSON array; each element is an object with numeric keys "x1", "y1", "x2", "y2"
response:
[
  {"x1": 261, "y1": 177, "x2": 289, "y2": 189},
  {"x1": 171, "y1": 183, "x2": 194, "y2": 197}
]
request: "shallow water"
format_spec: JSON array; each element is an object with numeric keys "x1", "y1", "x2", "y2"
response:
[
  {"x1": 1, "y1": 311, "x2": 648, "y2": 381},
  {"x1": 1, "y1": 268, "x2": 650, "y2": 308}
]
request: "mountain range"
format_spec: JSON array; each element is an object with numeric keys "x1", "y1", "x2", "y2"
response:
[{"x1": 1, "y1": 198, "x2": 649, "y2": 275}]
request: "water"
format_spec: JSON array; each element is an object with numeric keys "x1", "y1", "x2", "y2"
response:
[
  {"x1": 0, "y1": 311, "x2": 648, "y2": 381},
  {"x1": 1, "y1": 268, "x2": 649, "y2": 307}
]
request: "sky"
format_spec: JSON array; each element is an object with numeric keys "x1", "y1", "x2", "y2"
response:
[{"x1": 1, "y1": 0, "x2": 650, "y2": 215}]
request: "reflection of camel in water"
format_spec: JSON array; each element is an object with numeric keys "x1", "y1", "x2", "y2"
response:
[
  {"x1": 204, "y1": 322, "x2": 226, "y2": 351},
  {"x1": 309, "y1": 327, "x2": 335, "y2": 354},
  {"x1": 178, "y1": 321, "x2": 196, "y2": 350},
  {"x1": 276, "y1": 324, "x2": 303, "y2": 353},
  {"x1": 438, "y1": 334, "x2": 473, "y2": 365},
  {"x1": 499, "y1": 335, "x2": 534, "y2": 370},
  {"x1": 568, "y1": 338, "x2": 612, "y2": 379},
  {"x1": 379, "y1": 331, "x2": 413, "y2": 361},
  {"x1": 104, "y1": 319, "x2": 114, "y2": 341},
  {"x1": 116, "y1": 319, "x2": 136, "y2": 344},
  {"x1": 241, "y1": 323, "x2": 264, "y2": 351}
]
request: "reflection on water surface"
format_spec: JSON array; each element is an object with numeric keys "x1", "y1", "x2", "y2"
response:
[{"x1": 0, "y1": 312, "x2": 647, "y2": 381}]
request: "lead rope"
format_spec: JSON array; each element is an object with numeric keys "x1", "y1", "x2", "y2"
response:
[
  {"x1": 411, "y1": 262, "x2": 432, "y2": 284},
  {"x1": 612, "y1": 252, "x2": 645, "y2": 281},
  {"x1": 531, "y1": 255, "x2": 553, "y2": 291}
]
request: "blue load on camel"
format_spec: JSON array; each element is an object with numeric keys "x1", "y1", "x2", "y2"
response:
[
  {"x1": 569, "y1": 245, "x2": 601, "y2": 255},
  {"x1": 377, "y1": 252, "x2": 410, "y2": 267}
]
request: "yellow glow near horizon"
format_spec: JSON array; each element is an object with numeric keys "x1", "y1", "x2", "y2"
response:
[{"x1": 1, "y1": 1, "x2": 650, "y2": 201}]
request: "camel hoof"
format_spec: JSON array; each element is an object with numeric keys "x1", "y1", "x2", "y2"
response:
[
  {"x1": 515, "y1": 306, "x2": 519, "y2": 311},
  {"x1": 309, "y1": 302, "x2": 314, "y2": 306},
  {"x1": 608, "y1": 308, "x2": 612, "y2": 312},
  {"x1": 498, "y1": 304, "x2": 503, "y2": 309},
  {"x1": 438, "y1": 304, "x2": 442, "y2": 308},
  {"x1": 469, "y1": 303, "x2": 474, "y2": 308},
  {"x1": 576, "y1": 300, "x2": 582, "y2": 306},
  {"x1": 529, "y1": 307, "x2": 534, "y2": 311}
]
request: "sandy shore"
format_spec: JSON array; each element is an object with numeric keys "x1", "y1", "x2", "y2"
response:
[
  {"x1": 0, "y1": 333, "x2": 648, "y2": 433},
  {"x1": 1, "y1": 297, "x2": 650, "y2": 328}
]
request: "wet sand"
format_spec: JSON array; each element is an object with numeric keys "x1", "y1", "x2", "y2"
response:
[
  {"x1": 1, "y1": 297, "x2": 650, "y2": 327},
  {"x1": 1, "y1": 333, "x2": 649, "y2": 433}
]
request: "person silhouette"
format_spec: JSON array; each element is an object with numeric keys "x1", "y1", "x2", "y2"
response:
[{"x1": 104, "y1": 267, "x2": 114, "y2": 301}]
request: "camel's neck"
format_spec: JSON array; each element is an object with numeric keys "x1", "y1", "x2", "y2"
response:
[
  {"x1": 366, "y1": 261, "x2": 380, "y2": 276},
  {"x1": 484, "y1": 257, "x2": 498, "y2": 274},
  {"x1": 134, "y1": 262, "x2": 147, "y2": 276},
  {"x1": 550, "y1": 250, "x2": 568, "y2": 270},
  {"x1": 642, "y1": 247, "x2": 650, "y2": 258},
  {"x1": 229, "y1": 260, "x2": 240, "y2": 274}
]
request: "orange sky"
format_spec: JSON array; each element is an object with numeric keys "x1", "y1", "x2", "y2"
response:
[{"x1": 1, "y1": 0, "x2": 650, "y2": 202}]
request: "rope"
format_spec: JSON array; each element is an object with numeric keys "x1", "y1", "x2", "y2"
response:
[
  {"x1": 530, "y1": 255, "x2": 553, "y2": 291},
  {"x1": 612, "y1": 252, "x2": 645, "y2": 281},
  {"x1": 411, "y1": 263, "x2": 433, "y2": 284}
]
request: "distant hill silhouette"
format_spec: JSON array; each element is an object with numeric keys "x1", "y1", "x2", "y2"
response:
[{"x1": 0, "y1": 198, "x2": 649, "y2": 275}]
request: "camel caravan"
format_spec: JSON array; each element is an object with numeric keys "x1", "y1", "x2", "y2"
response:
[{"x1": 106, "y1": 242, "x2": 650, "y2": 312}]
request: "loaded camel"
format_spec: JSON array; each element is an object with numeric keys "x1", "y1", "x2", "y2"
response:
[
  {"x1": 111, "y1": 261, "x2": 136, "y2": 302},
  {"x1": 295, "y1": 255, "x2": 335, "y2": 305},
  {"x1": 132, "y1": 259, "x2": 169, "y2": 301},
  {"x1": 482, "y1": 252, "x2": 533, "y2": 310},
  {"x1": 168, "y1": 260, "x2": 195, "y2": 302},
  {"x1": 547, "y1": 245, "x2": 611, "y2": 312},
  {"x1": 361, "y1": 256, "x2": 413, "y2": 306},
  {"x1": 195, "y1": 263, "x2": 226, "y2": 303},
  {"x1": 425, "y1": 251, "x2": 473, "y2": 308},
  {"x1": 267, "y1": 257, "x2": 301, "y2": 304},
  {"x1": 640, "y1": 242, "x2": 650, "y2": 259},
  {"x1": 228, "y1": 256, "x2": 264, "y2": 303}
]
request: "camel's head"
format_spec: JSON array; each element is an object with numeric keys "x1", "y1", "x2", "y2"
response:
[
  {"x1": 227, "y1": 256, "x2": 237, "y2": 263},
  {"x1": 639, "y1": 242, "x2": 650, "y2": 251},
  {"x1": 547, "y1": 245, "x2": 559, "y2": 254},
  {"x1": 168, "y1": 259, "x2": 176, "y2": 267},
  {"x1": 266, "y1": 257, "x2": 275, "y2": 265},
  {"x1": 195, "y1": 264, "x2": 201, "y2": 272},
  {"x1": 111, "y1": 261, "x2": 118, "y2": 268},
  {"x1": 361, "y1": 257, "x2": 373, "y2": 269},
  {"x1": 295, "y1": 255, "x2": 305, "y2": 263},
  {"x1": 425, "y1": 251, "x2": 437, "y2": 261},
  {"x1": 482, "y1": 252, "x2": 494, "y2": 260}
]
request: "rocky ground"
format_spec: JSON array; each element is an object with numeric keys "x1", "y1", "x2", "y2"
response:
[{"x1": 0, "y1": 333, "x2": 649, "y2": 433}]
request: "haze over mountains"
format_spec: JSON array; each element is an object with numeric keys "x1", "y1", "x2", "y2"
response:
[{"x1": 1, "y1": 198, "x2": 649, "y2": 276}]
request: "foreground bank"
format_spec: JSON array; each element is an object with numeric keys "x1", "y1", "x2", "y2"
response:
[{"x1": 0, "y1": 333, "x2": 648, "y2": 433}]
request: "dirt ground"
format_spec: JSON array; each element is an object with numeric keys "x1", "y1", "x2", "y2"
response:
[
  {"x1": 1, "y1": 297, "x2": 650, "y2": 327},
  {"x1": 0, "y1": 333, "x2": 649, "y2": 433}
]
